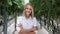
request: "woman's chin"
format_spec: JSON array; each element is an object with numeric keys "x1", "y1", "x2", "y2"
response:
[{"x1": 26, "y1": 14, "x2": 30, "y2": 16}]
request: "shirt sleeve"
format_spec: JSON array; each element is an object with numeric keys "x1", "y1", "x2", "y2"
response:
[
  {"x1": 33, "y1": 17, "x2": 38, "y2": 26},
  {"x1": 16, "y1": 17, "x2": 22, "y2": 32},
  {"x1": 33, "y1": 17, "x2": 38, "y2": 34}
]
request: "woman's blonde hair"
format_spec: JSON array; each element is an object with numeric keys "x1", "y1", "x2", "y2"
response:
[{"x1": 22, "y1": 3, "x2": 34, "y2": 18}]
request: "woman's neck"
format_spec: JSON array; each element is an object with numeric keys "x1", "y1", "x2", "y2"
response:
[{"x1": 25, "y1": 15, "x2": 30, "y2": 19}]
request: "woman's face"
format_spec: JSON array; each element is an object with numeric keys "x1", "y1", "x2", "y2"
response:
[{"x1": 25, "y1": 5, "x2": 32, "y2": 17}]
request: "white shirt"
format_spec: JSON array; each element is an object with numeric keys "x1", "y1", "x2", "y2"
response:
[{"x1": 16, "y1": 16, "x2": 38, "y2": 34}]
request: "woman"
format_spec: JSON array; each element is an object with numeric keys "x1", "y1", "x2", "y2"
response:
[{"x1": 16, "y1": 3, "x2": 38, "y2": 34}]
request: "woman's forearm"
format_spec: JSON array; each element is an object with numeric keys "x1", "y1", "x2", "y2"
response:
[
  {"x1": 19, "y1": 29, "x2": 36, "y2": 34},
  {"x1": 20, "y1": 29, "x2": 31, "y2": 33},
  {"x1": 20, "y1": 26, "x2": 38, "y2": 33}
]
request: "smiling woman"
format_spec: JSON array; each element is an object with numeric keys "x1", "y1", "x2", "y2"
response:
[{"x1": 16, "y1": 3, "x2": 38, "y2": 34}]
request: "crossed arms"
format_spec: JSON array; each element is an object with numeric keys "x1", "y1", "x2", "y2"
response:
[{"x1": 17, "y1": 23, "x2": 38, "y2": 34}]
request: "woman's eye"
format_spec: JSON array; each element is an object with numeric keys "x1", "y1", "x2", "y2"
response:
[
  {"x1": 26, "y1": 8, "x2": 32, "y2": 10},
  {"x1": 26, "y1": 8, "x2": 28, "y2": 9}
]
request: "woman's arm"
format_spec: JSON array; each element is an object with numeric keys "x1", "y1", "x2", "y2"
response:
[{"x1": 20, "y1": 26, "x2": 38, "y2": 33}]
